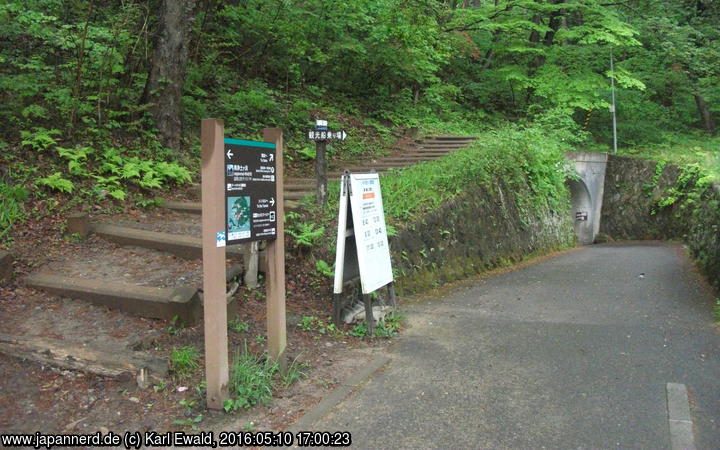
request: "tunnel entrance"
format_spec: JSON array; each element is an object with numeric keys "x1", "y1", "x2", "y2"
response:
[{"x1": 568, "y1": 178, "x2": 594, "y2": 245}]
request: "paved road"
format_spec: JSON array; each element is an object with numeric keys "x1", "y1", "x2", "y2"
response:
[{"x1": 315, "y1": 243, "x2": 720, "y2": 449}]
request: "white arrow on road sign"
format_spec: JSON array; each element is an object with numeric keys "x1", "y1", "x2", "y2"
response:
[
  {"x1": 269, "y1": 154, "x2": 274, "y2": 162},
  {"x1": 270, "y1": 197, "x2": 275, "y2": 206},
  {"x1": 226, "y1": 149, "x2": 234, "y2": 159}
]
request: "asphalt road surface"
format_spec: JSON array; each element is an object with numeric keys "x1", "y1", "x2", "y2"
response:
[{"x1": 315, "y1": 243, "x2": 719, "y2": 449}]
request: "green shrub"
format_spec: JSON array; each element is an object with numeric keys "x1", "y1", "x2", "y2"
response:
[
  {"x1": 0, "y1": 181, "x2": 28, "y2": 241},
  {"x1": 224, "y1": 346, "x2": 278, "y2": 412},
  {"x1": 171, "y1": 346, "x2": 200, "y2": 378}
]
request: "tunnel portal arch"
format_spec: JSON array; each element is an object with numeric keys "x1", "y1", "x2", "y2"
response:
[
  {"x1": 567, "y1": 178, "x2": 594, "y2": 245},
  {"x1": 565, "y1": 151, "x2": 608, "y2": 245}
]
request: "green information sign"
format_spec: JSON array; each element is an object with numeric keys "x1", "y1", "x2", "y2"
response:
[{"x1": 224, "y1": 138, "x2": 277, "y2": 245}]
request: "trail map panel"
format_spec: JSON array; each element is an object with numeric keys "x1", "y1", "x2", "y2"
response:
[
  {"x1": 224, "y1": 138, "x2": 277, "y2": 245},
  {"x1": 349, "y1": 173, "x2": 393, "y2": 293}
]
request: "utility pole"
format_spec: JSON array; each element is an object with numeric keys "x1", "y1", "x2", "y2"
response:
[{"x1": 610, "y1": 49, "x2": 618, "y2": 154}]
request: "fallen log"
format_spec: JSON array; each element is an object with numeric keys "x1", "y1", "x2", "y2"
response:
[{"x1": 0, "y1": 333, "x2": 168, "y2": 386}]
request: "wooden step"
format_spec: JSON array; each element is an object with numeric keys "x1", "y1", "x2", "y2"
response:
[
  {"x1": 90, "y1": 223, "x2": 244, "y2": 260},
  {"x1": 285, "y1": 184, "x2": 314, "y2": 191},
  {"x1": 285, "y1": 191, "x2": 311, "y2": 201},
  {"x1": 25, "y1": 273, "x2": 201, "y2": 325},
  {"x1": 163, "y1": 200, "x2": 201, "y2": 214},
  {"x1": 164, "y1": 199, "x2": 297, "y2": 215}
]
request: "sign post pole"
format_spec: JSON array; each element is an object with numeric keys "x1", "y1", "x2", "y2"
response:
[
  {"x1": 315, "y1": 139, "x2": 328, "y2": 206},
  {"x1": 308, "y1": 119, "x2": 346, "y2": 207},
  {"x1": 263, "y1": 128, "x2": 287, "y2": 372},
  {"x1": 200, "y1": 118, "x2": 229, "y2": 410}
]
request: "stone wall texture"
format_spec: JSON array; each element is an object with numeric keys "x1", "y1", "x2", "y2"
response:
[
  {"x1": 601, "y1": 155, "x2": 720, "y2": 290},
  {"x1": 390, "y1": 177, "x2": 575, "y2": 296}
]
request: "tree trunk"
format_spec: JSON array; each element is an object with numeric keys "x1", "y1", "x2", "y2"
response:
[
  {"x1": 142, "y1": 0, "x2": 196, "y2": 152},
  {"x1": 694, "y1": 94, "x2": 716, "y2": 135}
]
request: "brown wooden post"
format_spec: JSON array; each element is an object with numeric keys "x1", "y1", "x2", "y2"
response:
[
  {"x1": 263, "y1": 128, "x2": 287, "y2": 372},
  {"x1": 66, "y1": 212, "x2": 90, "y2": 238},
  {"x1": 316, "y1": 140, "x2": 328, "y2": 206},
  {"x1": 200, "y1": 118, "x2": 229, "y2": 409}
]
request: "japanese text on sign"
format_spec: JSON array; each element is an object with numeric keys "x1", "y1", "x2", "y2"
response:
[
  {"x1": 348, "y1": 173, "x2": 393, "y2": 293},
  {"x1": 224, "y1": 138, "x2": 277, "y2": 244}
]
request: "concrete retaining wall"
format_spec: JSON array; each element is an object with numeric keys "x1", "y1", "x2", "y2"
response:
[{"x1": 601, "y1": 155, "x2": 720, "y2": 290}]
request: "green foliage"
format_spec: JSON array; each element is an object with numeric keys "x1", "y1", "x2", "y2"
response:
[
  {"x1": 286, "y1": 216, "x2": 325, "y2": 249},
  {"x1": 0, "y1": 181, "x2": 28, "y2": 241},
  {"x1": 228, "y1": 316, "x2": 250, "y2": 334},
  {"x1": 224, "y1": 346, "x2": 278, "y2": 412},
  {"x1": 618, "y1": 134, "x2": 720, "y2": 181},
  {"x1": 298, "y1": 316, "x2": 318, "y2": 332},
  {"x1": 297, "y1": 315, "x2": 338, "y2": 336},
  {"x1": 368, "y1": 125, "x2": 570, "y2": 223},
  {"x1": 35, "y1": 172, "x2": 74, "y2": 193},
  {"x1": 20, "y1": 128, "x2": 60, "y2": 152},
  {"x1": 314, "y1": 259, "x2": 334, "y2": 278},
  {"x1": 171, "y1": 346, "x2": 200, "y2": 379},
  {"x1": 282, "y1": 355, "x2": 309, "y2": 389},
  {"x1": 349, "y1": 313, "x2": 404, "y2": 338},
  {"x1": 644, "y1": 160, "x2": 667, "y2": 198},
  {"x1": 714, "y1": 300, "x2": 720, "y2": 322},
  {"x1": 167, "y1": 315, "x2": 186, "y2": 336}
]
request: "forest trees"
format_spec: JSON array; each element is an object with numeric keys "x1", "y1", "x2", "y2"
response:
[
  {"x1": 141, "y1": 0, "x2": 196, "y2": 151},
  {"x1": 0, "y1": 0, "x2": 716, "y2": 153}
]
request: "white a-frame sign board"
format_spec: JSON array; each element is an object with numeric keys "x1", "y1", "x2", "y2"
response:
[{"x1": 333, "y1": 171, "x2": 396, "y2": 333}]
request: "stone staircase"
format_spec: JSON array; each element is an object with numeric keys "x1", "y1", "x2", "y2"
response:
[{"x1": 25, "y1": 135, "x2": 476, "y2": 323}]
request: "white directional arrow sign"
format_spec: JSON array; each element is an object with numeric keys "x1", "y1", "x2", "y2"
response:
[
  {"x1": 270, "y1": 197, "x2": 275, "y2": 206},
  {"x1": 269, "y1": 153, "x2": 274, "y2": 162},
  {"x1": 226, "y1": 149, "x2": 234, "y2": 159}
]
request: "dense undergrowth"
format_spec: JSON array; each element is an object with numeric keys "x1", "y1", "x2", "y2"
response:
[
  {"x1": 287, "y1": 124, "x2": 574, "y2": 276},
  {"x1": 611, "y1": 133, "x2": 720, "y2": 181},
  {"x1": 1, "y1": 1, "x2": 718, "y2": 247}
]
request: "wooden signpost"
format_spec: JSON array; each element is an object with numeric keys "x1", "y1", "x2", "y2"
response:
[
  {"x1": 201, "y1": 119, "x2": 286, "y2": 410},
  {"x1": 332, "y1": 170, "x2": 396, "y2": 334},
  {"x1": 308, "y1": 119, "x2": 347, "y2": 206}
]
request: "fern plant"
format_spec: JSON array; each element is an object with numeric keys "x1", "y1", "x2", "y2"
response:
[
  {"x1": 286, "y1": 222, "x2": 325, "y2": 248},
  {"x1": 35, "y1": 172, "x2": 74, "y2": 193}
]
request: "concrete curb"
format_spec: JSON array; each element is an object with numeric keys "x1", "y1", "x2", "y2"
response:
[
  {"x1": 288, "y1": 355, "x2": 391, "y2": 432},
  {"x1": 666, "y1": 383, "x2": 696, "y2": 450}
]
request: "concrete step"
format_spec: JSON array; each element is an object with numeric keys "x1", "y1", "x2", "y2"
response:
[
  {"x1": 344, "y1": 166, "x2": 392, "y2": 173},
  {"x1": 417, "y1": 144, "x2": 469, "y2": 150},
  {"x1": 90, "y1": 223, "x2": 244, "y2": 260},
  {"x1": 25, "y1": 273, "x2": 201, "y2": 324},
  {"x1": 378, "y1": 155, "x2": 445, "y2": 164},
  {"x1": 420, "y1": 136, "x2": 476, "y2": 142},
  {"x1": 359, "y1": 163, "x2": 416, "y2": 169}
]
